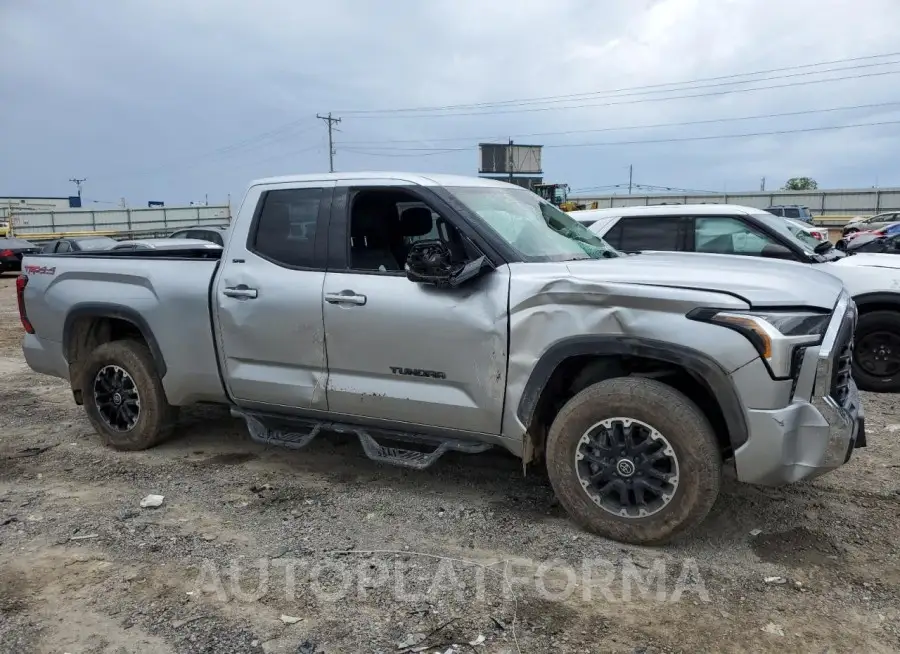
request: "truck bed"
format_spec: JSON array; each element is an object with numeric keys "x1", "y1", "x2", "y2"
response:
[{"x1": 21, "y1": 252, "x2": 227, "y2": 406}]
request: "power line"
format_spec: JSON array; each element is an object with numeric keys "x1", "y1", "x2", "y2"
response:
[
  {"x1": 339, "y1": 68, "x2": 900, "y2": 119},
  {"x1": 338, "y1": 118, "x2": 900, "y2": 156},
  {"x1": 338, "y1": 51, "x2": 900, "y2": 115},
  {"x1": 317, "y1": 113, "x2": 342, "y2": 172},
  {"x1": 336, "y1": 100, "x2": 900, "y2": 146}
]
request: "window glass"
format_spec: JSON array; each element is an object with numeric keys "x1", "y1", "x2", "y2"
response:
[
  {"x1": 695, "y1": 217, "x2": 781, "y2": 255},
  {"x1": 448, "y1": 186, "x2": 618, "y2": 261},
  {"x1": 251, "y1": 188, "x2": 321, "y2": 267},
  {"x1": 617, "y1": 216, "x2": 683, "y2": 251},
  {"x1": 56, "y1": 241, "x2": 72, "y2": 253}
]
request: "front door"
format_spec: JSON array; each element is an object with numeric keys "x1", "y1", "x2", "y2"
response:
[
  {"x1": 321, "y1": 184, "x2": 509, "y2": 435},
  {"x1": 213, "y1": 181, "x2": 334, "y2": 411}
]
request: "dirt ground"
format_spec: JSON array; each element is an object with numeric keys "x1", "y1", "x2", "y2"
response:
[{"x1": 1, "y1": 276, "x2": 899, "y2": 654}]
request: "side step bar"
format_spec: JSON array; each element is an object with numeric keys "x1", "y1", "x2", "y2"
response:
[{"x1": 235, "y1": 411, "x2": 491, "y2": 470}]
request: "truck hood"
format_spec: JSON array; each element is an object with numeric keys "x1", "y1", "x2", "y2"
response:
[
  {"x1": 565, "y1": 251, "x2": 843, "y2": 310},
  {"x1": 829, "y1": 252, "x2": 900, "y2": 270}
]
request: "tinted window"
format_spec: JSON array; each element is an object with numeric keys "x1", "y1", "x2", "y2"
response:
[
  {"x1": 617, "y1": 216, "x2": 685, "y2": 251},
  {"x1": 767, "y1": 207, "x2": 783, "y2": 216},
  {"x1": 603, "y1": 220, "x2": 624, "y2": 249},
  {"x1": 695, "y1": 217, "x2": 782, "y2": 255},
  {"x1": 56, "y1": 241, "x2": 72, "y2": 253},
  {"x1": 251, "y1": 188, "x2": 322, "y2": 268}
]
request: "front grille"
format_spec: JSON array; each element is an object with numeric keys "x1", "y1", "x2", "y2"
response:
[{"x1": 829, "y1": 313, "x2": 854, "y2": 408}]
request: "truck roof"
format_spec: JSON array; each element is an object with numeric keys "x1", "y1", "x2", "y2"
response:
[
  {"x1": 574, "y1": 204, "x2": 767, "y2": 219},
  {"x1": 249, "y1": 172, "x2": 520, "y2": 189}
]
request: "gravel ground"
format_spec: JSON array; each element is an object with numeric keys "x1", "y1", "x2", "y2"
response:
[{"x1": 0, "y1": 276, "x2": 899, "y2": 653}]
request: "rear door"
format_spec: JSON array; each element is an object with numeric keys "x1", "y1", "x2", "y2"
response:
[
  {"x1": 213, "y1": 181, "x2": 334, "y2": 411},
  {"x1": 320, "y1": 181, "x2": 509, "y2": 435}
]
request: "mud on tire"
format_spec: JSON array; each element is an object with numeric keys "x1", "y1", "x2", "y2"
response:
[
  {"x1": 79, "y1": 339, "x2": 179, "y2": 451},
  {"x1": 546, "y1": 376, "x2": 721, "y2": 545}
]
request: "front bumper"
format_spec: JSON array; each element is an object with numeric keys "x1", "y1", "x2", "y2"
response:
[
  {"x1": 734, "y1": 291, "x2": 862, "y2": 486},
  {"x1": 735, "y1": 381, "x2": 862, "y2": 485}
]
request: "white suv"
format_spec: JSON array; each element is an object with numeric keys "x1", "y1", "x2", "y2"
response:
[{"x1": 572, "y1": 203, "x2": 900, "y2": 393}]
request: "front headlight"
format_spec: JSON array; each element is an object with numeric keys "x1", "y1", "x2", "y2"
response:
[{"x1": 688, "y1": 308, "x2": 831, "y2": 379}]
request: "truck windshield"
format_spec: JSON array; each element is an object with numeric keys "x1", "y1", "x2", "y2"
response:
[{"x1": 447, "y1": 186, "x2": 619, "y2": 261}]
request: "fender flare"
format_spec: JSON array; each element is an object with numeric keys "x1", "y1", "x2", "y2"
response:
[
  {"x1": 852, "y1": 291, "x2": 900, "y2": 312},
  {"x1": 62, "y1": 303, "x2": 167, "y2": 377},
  {"x1": 516, "y1": 335, "x2": 748, "y2": 450}
]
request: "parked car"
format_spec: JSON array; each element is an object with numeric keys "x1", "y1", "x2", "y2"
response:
[
  {"x1": 108, "y1": 238, "x2": 223, "y2": 252},
  {"x1": 842, "y1": 232, "x2": 900, "y2": 255},
  {"x1": 837, "y1": 222, "x2": 900, "y2": 250},
  {"x1": 783, "y1": 216, "x2": 830, "y2": 245},
  {"x1": 40, "y1": 236, "x2": 118, "y2": 253},
  {"x1": 577, "y1": 203, "x2": 900, "y2": 392},
  {"x1": 19, "y1": 173, "x2": 863, "y2": 545},
  {"x1": 842, "y1": 212, "x2": 900, "y2": 236},
  {"x1": 167, "y1": 225, "x2": 229, "y2": 247},
  {"x1": 0, "y1": 237, "x2": 41, "y2": 273},
  {"x1": 766, "y1": 205, "x2": 814, "y2": 223}
]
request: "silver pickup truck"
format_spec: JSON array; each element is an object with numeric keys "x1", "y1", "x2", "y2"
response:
[{"x1": 19, "y1": 173, "x2": 864, "y2": 545}]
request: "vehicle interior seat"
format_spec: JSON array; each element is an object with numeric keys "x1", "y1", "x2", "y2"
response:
[{"x1": 350, "y1": 195, "x2": 401, "y2": 271}]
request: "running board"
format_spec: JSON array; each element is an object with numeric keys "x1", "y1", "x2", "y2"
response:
[{"x1": 234, "y1": 410, "x2": 492, "y2": 470}]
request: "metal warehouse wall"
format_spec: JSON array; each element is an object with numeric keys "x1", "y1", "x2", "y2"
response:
[{"x1": 571, "y1": 187, "x2": 900, "y2": 217}]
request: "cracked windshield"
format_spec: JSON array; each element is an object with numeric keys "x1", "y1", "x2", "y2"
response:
[{"x1": 449, "y1": 186, "x2": 619, "y2": 261}]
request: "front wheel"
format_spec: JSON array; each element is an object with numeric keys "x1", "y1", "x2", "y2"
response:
[
  {"x1": 853, "y1": 311, "x2": 900, "y2": 392},
  {"x1": 79, "y1": 339, "x2": 179, "y2": 450},
  {"x1": 545, "y1": 377, "x2": 721, "y2": 545}
]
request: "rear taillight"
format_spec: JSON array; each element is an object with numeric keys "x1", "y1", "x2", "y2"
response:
[
  {"x1": 814, "y1": 232, "x2": 825, "y2": 240},
  {"x1": 16, "y1": 275, "x2": 34, "y2": 334},
  {"x1": 0, "y1": 249, "x2": 14, "y2": 257},
  {"x1": 873, "y1": 229, "x2": 886, "y2": 236}
]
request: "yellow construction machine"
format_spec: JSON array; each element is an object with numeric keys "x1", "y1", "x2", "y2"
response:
[{"x1": 532, "y1": 183, "x2": 598, "y2": 212}]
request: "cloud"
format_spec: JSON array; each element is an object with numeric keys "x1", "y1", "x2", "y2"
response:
[{"x1": 1, "y1": 0, "x2": 899, "y2": 205}]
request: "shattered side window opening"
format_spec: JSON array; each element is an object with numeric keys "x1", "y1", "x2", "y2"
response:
[{"x1": 447, "y1": 186, "x2": 620, "y2": 262}]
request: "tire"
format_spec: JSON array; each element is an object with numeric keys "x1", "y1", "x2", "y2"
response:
[
  {"x1": 79, "y1": 339, "x2": 179, "y2": 451},
  {"x1": 545, "y1": 377, "x2": 721, "y2": 545},
  {"x1": 852, "y1": 311, "x2": 900, "y2": 393}
]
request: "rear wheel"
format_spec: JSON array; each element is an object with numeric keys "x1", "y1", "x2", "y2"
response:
[
  {"x1": 79, "y1": 339, "x2": 178, "y2": 450},
  {"x1": 545, "y1": 377, "x2": 721, "y2": 545},
  {"x1": 853, "y1": 311, "x2": 900, "y2": 392}
]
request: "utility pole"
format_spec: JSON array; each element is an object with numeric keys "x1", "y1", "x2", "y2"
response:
[
  {"x1": 316, "y1": 112, "x2": 341, "y2": 172},
  {"x1": 507, "y1": 138, "x2": 514, "y2": 184},
  {"x1": 628, "y1": 165, "x2": 633, "y2": 195},
  {"x1": 69, "y1": 177, "x2": 86, "y2": 199},
  {"x1": 760, "y1": 176, "x2": 766, "y2": 191}
]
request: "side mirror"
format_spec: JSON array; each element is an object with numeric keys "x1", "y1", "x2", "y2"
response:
[
  {"x1": 405, "y1": 241, "x2": 454, "y2": 287},
  {"x1": 760, "y1": 243, "x2": 796, "y2": 260},
  {"x1": 813, "y1": 240, "x2": 834, "y2": 255}
]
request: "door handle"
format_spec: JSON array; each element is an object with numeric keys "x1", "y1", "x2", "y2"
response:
[
  {"x1": 223, "y1": 285, "x2": 258, "y2": 299},
  {"x1": 325, "y1": 290, "x2": 367, "y2": 306}
]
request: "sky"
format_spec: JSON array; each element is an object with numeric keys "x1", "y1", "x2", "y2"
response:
[{"x1": 3, "y1": 0, "x2": 900, "y2": 207}]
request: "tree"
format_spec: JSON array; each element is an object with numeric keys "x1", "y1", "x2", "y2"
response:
[{"x1": 782, "y1": 177, "x2": 818, "y2": 191}]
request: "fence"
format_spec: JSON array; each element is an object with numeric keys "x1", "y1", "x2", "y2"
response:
[
  {"x1": 571, "y1": 187, "x2": 900, "y2": 223},
  {"x1": 9, "y1": 205, "x2": 231, "y2": 240}
]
